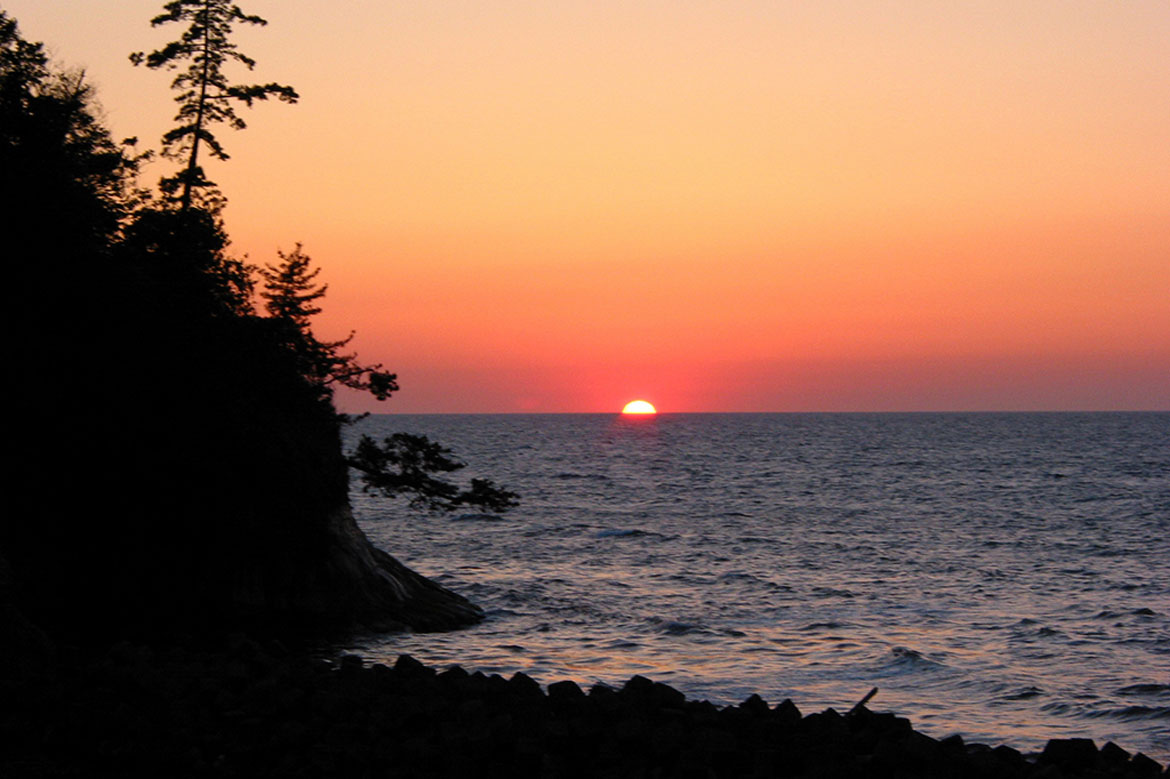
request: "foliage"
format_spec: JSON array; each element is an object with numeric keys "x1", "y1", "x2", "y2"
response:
[
  {"x1": 120, "y1": 205, "x2": 257, "y2": 317},
  {"x1": 259, "y1": 246, "x2": 517, "y2": 513},
  {"x1": 2, "y1": 4, "x2": 515, "y2": 641},
  {"x1": 1, "y1": 5, "x2": 514, "y2": 642},
  {"x1": 2, "y1": 12, "x2": 146, "y2": 249},
  {"x1": 130, "y1": 0, "x2": 298, "y2": 211},
  {"x1": 348, "y1": 434, "x2": 520, "y2": 514},
  {"x1": 259, "y1": 244, "x2": 399, "y2": 403}
]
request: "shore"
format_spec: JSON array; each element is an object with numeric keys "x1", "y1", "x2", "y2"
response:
[{"x1": 3, "y1": 638, "x2": 1165, "y2": 778}]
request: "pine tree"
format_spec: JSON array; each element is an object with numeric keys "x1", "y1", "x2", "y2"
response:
[
  {"x1": 260, "y1": 243, "x2": 399, "y2": 402},
  {"x1": 260, "y1": 245, "x2": 519, "y2": 514},
  {"x1": 130, "y1": 0, "x2": 298, "y2": 211},
  {"x1": 260, "y1": 242, "x2": 325, "y2": 329}
]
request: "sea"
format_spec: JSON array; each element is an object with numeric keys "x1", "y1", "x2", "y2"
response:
[{"x1": 343, "y1": 412, "x2": 1170, "y2": 763}]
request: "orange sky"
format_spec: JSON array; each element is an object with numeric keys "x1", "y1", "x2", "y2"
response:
[{"x1": 9, "y1": 0, "x2": 1169, "y2": 412}]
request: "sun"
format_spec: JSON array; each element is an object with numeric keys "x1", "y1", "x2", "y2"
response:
[{"x1": 621, "y1": 400, "x2": 657, "y2": 415}]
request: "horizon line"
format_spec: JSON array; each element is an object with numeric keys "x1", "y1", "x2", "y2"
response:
[{"x1": 349, "y1": 409, "x2": 1170, "y2": 416}]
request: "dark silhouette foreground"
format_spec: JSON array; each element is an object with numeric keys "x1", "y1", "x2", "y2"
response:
[
  {"x1": 1, "y1": 8, "x2": 487, "y2": 645},
  {"x1": 2, "y1": 11, "x2": 1166, "y2": 779},
  {"x1": 3, "y1": 643, "x2": 1165, "y2": 778}
]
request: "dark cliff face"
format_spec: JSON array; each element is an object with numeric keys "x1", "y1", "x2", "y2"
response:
[
  {"x1": 7, "y1": 283, "x2": 482, "y2": 639},
  {"x1": 4, "y1": 161, "x2": 475, "y2": 642},
  {"x1": 8, "y1": 287, "x2": 325, "y2": 634},
  {"x1": 2, "y1": 15, "x2": 480, "y2": 642}
]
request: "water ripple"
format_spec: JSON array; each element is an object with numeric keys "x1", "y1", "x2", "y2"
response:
[{"x1": 346, "y1": 412, "x2": 1170, "y2": 763}]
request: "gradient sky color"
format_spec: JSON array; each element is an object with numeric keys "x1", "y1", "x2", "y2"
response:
[{"x1": 9, "y1": 1, "x2": 1169, "y2": 412}]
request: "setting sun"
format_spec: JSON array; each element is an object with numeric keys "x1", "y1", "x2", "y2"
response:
[{"x1": 621, "y1": 400, "x2": 657, "y2": 415}]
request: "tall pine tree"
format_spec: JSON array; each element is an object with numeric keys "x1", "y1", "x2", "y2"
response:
[{"x1": 130, "y1": 0, "x2": 298, "y2": 211}]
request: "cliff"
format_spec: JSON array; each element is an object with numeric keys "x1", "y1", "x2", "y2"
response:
[{"x1": 2, "y1": 11, "x2": 480, "y2": 647}]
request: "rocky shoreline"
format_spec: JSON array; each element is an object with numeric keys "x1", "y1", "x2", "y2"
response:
[{"x1": 3, "y1": 638, "x2": 1165, "y2": 778}]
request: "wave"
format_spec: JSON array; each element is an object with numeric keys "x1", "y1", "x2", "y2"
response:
[
  {"x1": 451, "y1": 512, "x2": 506, "y2": 522},
  {"x1": 811, "y1": 586, "x2": 856, "y2": 598},
  {"x1": 1103, "y1": 706, "x2": 1170, "y2": 721},
  {"x1": 643, "y1": 617, "x2": 732, "y2": 637},
  {"x1": 658, "y1": 621, "x2": 708, "y2": 636},
  {"x1": 1009, "y1": 619, "x2": 1066, "y2": 639},
  {"x1": 1095, "y1": 607, "x2": 1163, "y2": 621},
  {"x1": 717, "y1": 572, "x2": 792, "y2": 591},
  {"x1": 347, "y1": 412, "x2": 1170, "y2": 762},
  {"x1": 484, "y1": 608, "x2": 521, "y2": 618},
  {"x1": 1085, "y1": 705, "x2": 1170, "y2": 722},
  {"x1": 1118, "y1": 683, "x2": 1170, "y2": 697},
  {"x1": 890, "y1": 646, "x2": 926, "y2": 662},
  {"x1": 881, "y1": 646, "x2": 948, "y2": 674},
  {"x1": 597, "y1": 639, "x2": 640, "y2": 651},
  {"x1": 595, "y1": 528, "x2": 657, "y2": 539},
  {"x1": 799, "y1": 621, "x2": 847, "y2": 631}
]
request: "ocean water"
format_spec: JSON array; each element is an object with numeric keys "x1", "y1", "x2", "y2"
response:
[{"x1": 343, "y1": 412, "x2": 1170, "y2": 762}]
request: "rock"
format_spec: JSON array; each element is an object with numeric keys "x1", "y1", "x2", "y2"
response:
[
  {"x1": 940, "y1": 732, "x2": 966, "y2": 754},
  {"x1": 589, "y1": 683, "x2": 618, "y2": 702},
  {"x1": 621, "y1": 675, "x2": 655, "y2": 697},
  {"x1": 437, "y1": 665, "x2": 469, "y2": 687},
  {"x1": 650, "y1": 681, "x2": 687, "y2": 709},
  {"x1": 5, "y1": 646, "x2": 1166, "y2": 779},
  {"x1": 992, "y1": 744, "x2": 1027, "y2": 770},
  {"x1": 547, "y1": 680, "x2": 585, "y2": 702},
  {"x1": 1099, "y1": 740, "x2": 1131, "y2": 767},
  {"x1": 338, "y1": 653, "x2": 364, "y2": 673},
  {"x1": 801, "y1": 708, "x2": 848, "y2": 746},
  {"x1": 650, "y1": 720, "x2": 687, "y2": 757},
  {"x1": 773, "y1": 698, "x2": 802, "y2": 725},
  {"x1": 1041, "y1": 738, "x2": 1099, "y2": 770},
  {"x1": 393, "y1": 654, "x2": 433, "y2": 679},
  {"x1": 739, "y1": 693, "x2": 770, "y2": 717},
  {"x1": 1032, "y1": 764, "x2": 1068, "y2": 779},
  {"x1": 1129, "y1": 752, "x2": 1165, "y2": 777},
  {"x1": 686, "y1": 699, "x2": 720, "y2": 728},
  {"x1": 507, "y1": 671, "x2": 544, "y2": 701},
  {"x1": 305, "y1": 508, "x2": 485, "y2": 633},
  {"x1": 901, "y1": 731, "x2": 944, "y2": 765}
]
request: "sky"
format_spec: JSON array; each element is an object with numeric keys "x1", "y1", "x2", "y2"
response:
[{"x1": 7, "y1": 0, "x2": 1169, "y2": 412}]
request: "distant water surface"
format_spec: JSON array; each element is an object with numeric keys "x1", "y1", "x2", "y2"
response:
[{"x1": 343, "y1": 412, "x2": 1170, "y2": 762}]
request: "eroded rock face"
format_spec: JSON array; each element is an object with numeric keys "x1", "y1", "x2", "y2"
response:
[{"x1": 245, "y1": 506, "x2": 483, "y2": 633}]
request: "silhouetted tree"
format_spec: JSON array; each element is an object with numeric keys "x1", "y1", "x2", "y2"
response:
[
  {"x1": 130, "y1": 0, "x2": 298, "y2": 211},
  {"x1": 260, "y1": 245, "x2": 518, "y2": 514},
  {"x1": 121, "y1": 204, "x2": 256, "y2": 317},
  {"x1": 348, "y1": 434, "x2": 520, "y2": 514},
  {"x1": 3, "y1": 8, "x2": 507, "y2": 647},
  {"x1": 260, "y1": 243, "x2": 399, "y2": 403},
  {"x1": 2, "y1": 11, "x2": 145, "y2": 253}
]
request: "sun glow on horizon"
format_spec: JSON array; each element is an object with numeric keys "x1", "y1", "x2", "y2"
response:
[
  {"x1": 7, "y1": 1, "x2": 1167, "y2": 414},
  {"x1": 621, "y1": 400, "x2": 657, "y2": 415}
]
